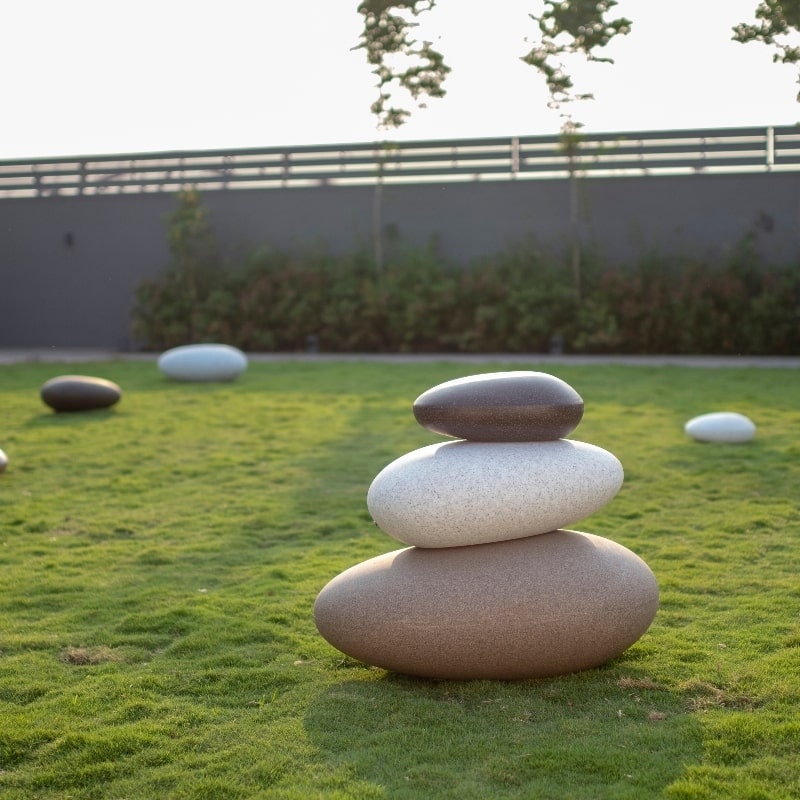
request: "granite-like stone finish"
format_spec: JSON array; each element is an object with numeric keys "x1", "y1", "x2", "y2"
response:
[
  {"x1": 40, "y1": 375, "x2": 122, "y2": 412},
  {"x1": 157, "y1": 343, "x2": 248, "y2": 382},
  {"x1": 684, "y1": 411, "x2": 756, "y2": 443},
  {"x1": 367, "y1": 439, "x2": 623, "y2": 547},
  {"x1": 314, "y1": 531, "x2": 659, "y2": 680},
  {"x1": 0, "y1": 447, "x2": 7, "y2": 473},
  {"x1": 413, "y1": 371, "x2": 584, "y2": 441}
]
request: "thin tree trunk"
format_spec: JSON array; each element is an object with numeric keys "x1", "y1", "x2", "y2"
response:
[
  {"x1": 373, "y1": 178, "x2": 384, "y2": 281},
  {"x1": 568, "y1": 148, "x2": 581, "y2": 303}
]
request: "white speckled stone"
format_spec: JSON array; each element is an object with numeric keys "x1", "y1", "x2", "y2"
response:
[
  {"x1": 157, "y1": 344, "x2": 248, "y2": 382},
  {"x1": 684, "y1": 412, "x2": 755, "y2": 443},
  {"x1": 0, "y1": 447, "x2": 7, "y2": 473},
  {"x1": 313, "y1": 530, "x2": 659, "y2": 680},
  {"x1": 367, "y1": 439, "x2": 624, "y2": 547}
]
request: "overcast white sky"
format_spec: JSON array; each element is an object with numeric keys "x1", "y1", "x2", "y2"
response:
[{"x1": 2, "y1": 0, "x2": 798, "y2": 160}]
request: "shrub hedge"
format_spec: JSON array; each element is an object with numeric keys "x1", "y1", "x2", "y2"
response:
[{"x1": 131, "y1": 191, "x2": 800, "y2": 355}]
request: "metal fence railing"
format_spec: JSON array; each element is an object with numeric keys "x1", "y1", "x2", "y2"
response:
[{"x1": 1, "y1": 125, "x2": 797, "y2": 199}]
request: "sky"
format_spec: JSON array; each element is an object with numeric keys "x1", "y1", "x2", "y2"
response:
[{"x1": 2, "y1": 0, "x2": 799, "y2": 161}]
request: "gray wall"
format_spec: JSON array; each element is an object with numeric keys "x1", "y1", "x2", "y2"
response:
[{"x1": 2, "y1": 172, "x2": 799, "y2": 349}]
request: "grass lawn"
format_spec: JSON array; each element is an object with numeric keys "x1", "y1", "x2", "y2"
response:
[{"x1": 1, "y1": 358, "x2": 799, "y2": 799}]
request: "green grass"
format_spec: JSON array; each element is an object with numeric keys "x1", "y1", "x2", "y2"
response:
[{"x1": 1, "y1": 359, "x2": 799, "y2": 799}]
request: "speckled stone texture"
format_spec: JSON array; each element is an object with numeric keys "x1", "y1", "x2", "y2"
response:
[
  {"x1": 314, "y1": 531, "x2": 659, "y2": 680},
  {"x1": 367, "y1": 439, "x2": 623, "y2": 547},
  {"x1": 413, "y1": 371, "x2": 584, "y2": 441},
  {"x1": 40, "y1": 375, "x2": 122, "y2": 412},
  {"x1": 157, "y1": 343, "x2": 248, "y2": 382},
  {"x1": 684, "y1": 411, "x2": 756, "y2": 443}
]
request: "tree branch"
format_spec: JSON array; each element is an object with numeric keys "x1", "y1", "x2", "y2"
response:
[
  {"x1": 521, "y1": 1, "x2": 631, "y2": 117},
  {"x1": 355, "y1": 0, "x2": 450, "y2": 128},
  {"x1": 732, "y1": 0, "x2": 800, "y2": 68}
]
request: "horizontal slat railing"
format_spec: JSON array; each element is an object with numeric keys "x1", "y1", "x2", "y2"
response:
[{"x1": 0, "y1": 126, "x2": 797, "y2": 198}]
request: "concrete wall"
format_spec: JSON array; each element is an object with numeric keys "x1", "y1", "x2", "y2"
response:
[{"x1": 1, "y1": 172, "x2": 799, "y2": 348}]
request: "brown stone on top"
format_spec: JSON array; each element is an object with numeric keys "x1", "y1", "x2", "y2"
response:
[
  {"x1": 40, "y1": 375, "x2": 122, "y2": 412},
  {"x1": 413, "y1": 371, "x2": 584, "y2": 441},
  {"x1": 313, "y1": 530, "x2": 659, "y2": 680}
]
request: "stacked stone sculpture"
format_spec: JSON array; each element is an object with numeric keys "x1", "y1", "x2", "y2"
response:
[
  {"x1": 40, "y1": 375, "x2": 122, "y2": 412},
  {"x1": 314, "y1": 371, "x2": 659, "y2": 680}
]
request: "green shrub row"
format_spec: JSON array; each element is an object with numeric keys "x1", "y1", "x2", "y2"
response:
[{"x1": 131, "y1": 192, "x2": 800, "y2": 355}]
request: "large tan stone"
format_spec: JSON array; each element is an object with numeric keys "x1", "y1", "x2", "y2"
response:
[{"x1": 314, "y1": 531, "x2": 659, "y2": 680}]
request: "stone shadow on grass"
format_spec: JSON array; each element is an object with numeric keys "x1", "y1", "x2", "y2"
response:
[
  {"x1": 24, "y1": 408, "x2": 121, "y2": 427},
  {"x1": 304, "y1": 666, "x2": 703, "y2": 798}
]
